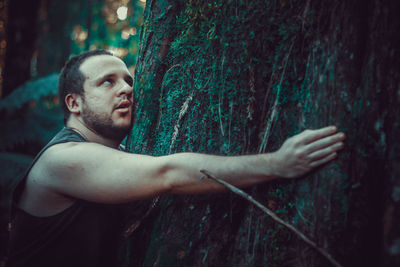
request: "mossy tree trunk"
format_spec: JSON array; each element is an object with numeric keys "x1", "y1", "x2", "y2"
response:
[{"x1": 126, "y1": 0, "x2": 400, "y2": 266}]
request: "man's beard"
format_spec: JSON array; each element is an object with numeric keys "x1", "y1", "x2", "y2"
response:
[{"x1": 81, "y1": 102, "x2": 133, "y2": 141}]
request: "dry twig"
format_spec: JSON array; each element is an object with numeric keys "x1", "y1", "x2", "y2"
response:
[{"x1": 199, "y1": 170, "x2": 343, "y2": 267}]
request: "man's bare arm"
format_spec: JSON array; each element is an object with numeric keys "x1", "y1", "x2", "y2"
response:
[
  {"x1": 35, "y1": 126, "x2": 344, "y2": 203},
  {"x1": 163, "y1": 126, "x2": 344, "y2": 193}
]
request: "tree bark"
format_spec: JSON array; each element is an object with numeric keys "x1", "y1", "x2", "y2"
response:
[{"x1": 126, "y1": 0, "x2": 400, "y2": 266}]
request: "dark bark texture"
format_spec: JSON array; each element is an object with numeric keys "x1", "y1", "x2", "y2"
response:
[{"x1": 126, "y1": 0, "x2": 400, "y2": 266}]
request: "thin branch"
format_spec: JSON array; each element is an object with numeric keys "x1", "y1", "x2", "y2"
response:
[{"x1": 199, "y1": 170, "x2": 343, "y2": 267}]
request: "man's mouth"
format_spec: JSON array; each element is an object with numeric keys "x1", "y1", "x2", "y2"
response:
[{"x1": 115, "y1": 100, "x2": 132, "y2": 113}]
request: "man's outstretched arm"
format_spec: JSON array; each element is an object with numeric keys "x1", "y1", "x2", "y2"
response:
[
  {"x1": 162, "y1": 126, "x2": 344, "y2": 193},
  {"x1": 35, "y1": 126, "x2": 344, "y2": 203}
]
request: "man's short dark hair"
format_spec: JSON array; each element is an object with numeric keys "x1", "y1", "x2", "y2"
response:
[{"x1": 58, "y1": 49, "x2": 114, "y2": 124}]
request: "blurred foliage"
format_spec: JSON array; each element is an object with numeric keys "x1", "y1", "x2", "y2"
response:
[
  {"x1": 0, "y1": 74, "x2": 62, "y2": 152},
  {"x1": 67, "y1": 0, "x2": 146, "y2": 69},
  {"x1": 0, "y1": 74, "x2": 59, "y2": 113}
]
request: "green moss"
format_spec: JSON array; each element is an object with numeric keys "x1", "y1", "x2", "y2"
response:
[{"x1": 125, "y1": 0, "x2": 383, "y2": 265}]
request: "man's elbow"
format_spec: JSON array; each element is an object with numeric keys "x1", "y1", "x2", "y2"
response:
[
  {"x1": 153, "y1": 156, "x2": 177, "y2": 195},
  {"x1": 155, "y1": 155, "x2": 195, "y2": 195}
]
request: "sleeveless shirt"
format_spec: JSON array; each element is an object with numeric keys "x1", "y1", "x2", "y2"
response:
[{"x1": 7, "y1": 128, "x2": 126, "y2": 267}]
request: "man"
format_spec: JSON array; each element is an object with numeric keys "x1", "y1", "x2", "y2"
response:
[{"x1": 7, "y1": 50, "x2": 345, "y2": 266}]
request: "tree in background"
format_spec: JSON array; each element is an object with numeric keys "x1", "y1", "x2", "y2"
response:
[{"x1": 126, "y1": 0, "x2": 400, "y2": 266}]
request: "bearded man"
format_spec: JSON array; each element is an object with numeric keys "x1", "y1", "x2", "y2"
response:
[{"x1": 6, "y1": 50, "x2": 345, "y2": 267}]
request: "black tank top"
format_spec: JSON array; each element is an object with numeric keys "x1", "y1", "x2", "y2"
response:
[{"x1": 7, "y1": 128, "x2": 126, "y2": 267}]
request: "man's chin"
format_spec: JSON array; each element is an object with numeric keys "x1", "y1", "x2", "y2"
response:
[
  {"x1": 114, "y1": 120, "x2": 132, "y2": 132},
  {"x1": 81, "y1": 107, "x2": 133, "y2": 141},
  {"x1": 113, "y1": 120, "x2": 133, "y2": 136}
]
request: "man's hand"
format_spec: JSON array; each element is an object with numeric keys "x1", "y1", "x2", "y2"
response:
[{"x1": 272, "y1": 126, "x2": 345, "y2": 178}]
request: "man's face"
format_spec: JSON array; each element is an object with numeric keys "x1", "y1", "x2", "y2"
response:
[{"x1": 79, "y1": 54, "x2": 134, "y2": 140}]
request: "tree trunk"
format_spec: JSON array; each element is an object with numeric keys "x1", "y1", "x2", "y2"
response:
[
  {"x1": 2, "y1": 0, "x2": 40, "y2": 97},
  {"x1": 126, "y1": 0, "x2": 400, "y2": 266}
]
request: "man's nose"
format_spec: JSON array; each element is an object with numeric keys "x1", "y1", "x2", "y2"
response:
[{"x1": 117, "y1": 82, "x2": 133, "y2": 98}]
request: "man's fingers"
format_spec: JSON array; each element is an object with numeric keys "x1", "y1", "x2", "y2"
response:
[
  {"x1": 308, "y1": 142, "x2": 344, "y2": 161},
  {"x1": 301, "y1": 126, "x2": 338, "y2": 145},
  {"x1": 305, "y1": 132, "x2": 345, "y2": 154},
  {"x1": 309, "y1": 152, "x2": 337, "y2": 168}
]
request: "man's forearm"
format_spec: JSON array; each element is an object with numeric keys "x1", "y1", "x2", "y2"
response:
[
  {"x1": 162, "y1": 152, "x2": 279, "y2": 194},
  {"x1": 161, "y1": 126, "x2": 345, "y2": 195}
]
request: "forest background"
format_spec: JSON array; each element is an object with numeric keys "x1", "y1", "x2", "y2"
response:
[{"x1": 0, "y1": 0, "x2": 399, "y2": 266}]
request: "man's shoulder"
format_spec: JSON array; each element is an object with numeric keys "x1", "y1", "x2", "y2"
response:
[
  {"x1": 41, "y1": 141, "x2": 83, "y2": 159},
  {"x1": 33, "y1": 141, "x2": 123, "y2": 177},
  {"x1": 30, "y1": 142, "x2": 86, "y2": 177}
]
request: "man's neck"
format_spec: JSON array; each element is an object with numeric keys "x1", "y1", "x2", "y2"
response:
[{"x1": 66, "y1": 117, "x2": 122, "y2": 149}]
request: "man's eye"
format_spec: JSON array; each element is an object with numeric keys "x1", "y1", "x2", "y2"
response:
[{"x1": 102, "y1": 79, "x2": 114, "y2": 86}]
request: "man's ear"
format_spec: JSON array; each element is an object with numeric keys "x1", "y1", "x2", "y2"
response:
[{"x1": 65, "y1": 93, "x2": 83, "y2": 115}]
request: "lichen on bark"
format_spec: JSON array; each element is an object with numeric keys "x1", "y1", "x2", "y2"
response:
[{"x1": 125, "y1": 0, "x2": 400, "y2": 266}]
